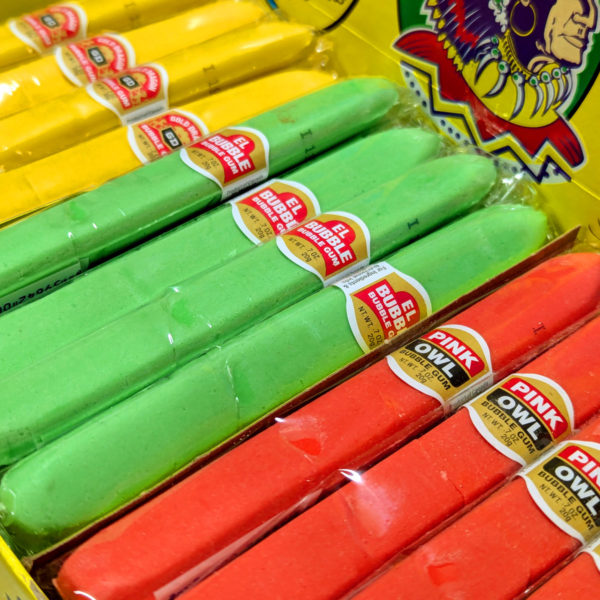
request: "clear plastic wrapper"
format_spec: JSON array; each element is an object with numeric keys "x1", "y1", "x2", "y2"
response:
[
  {"x1": 0, "y1": 152, "x2": 502, "y2": 469},
  {"x1": 52, "y1": 249, "x2": 600, "y2": 600},
  {"x1": 0, "y1": 75, "x2": 395, "y2": 314},
  {"x1": 349, "y1": 404, "x2": 600, "y2": 600},
  {"x1": 0, "y1": 20, "x2": 317, "y2": 171},
  {"x1": 0, "y1": 1, "x2": 268, "y2": 121},
  {"x1": 0, "y1": 0, "x2": 211, "y2": 70}
]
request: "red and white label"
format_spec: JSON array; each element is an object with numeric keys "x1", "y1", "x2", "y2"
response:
[
  {"x1": 354, "y1": 281, "x2": 422, "y2": 333},
  {"x1": 231, "y1": 179, "x2": 321, "y2": 245},
  {"x1": 424, "y1": 329, "x2": 487, "y2": 377},
  {"x1": 522, "y1": 440, "x2": 600, "y2": 543},
  {"x1": 335, "y1": 261, "x2": 431, "y2": 352},
  {"x1": 387, "y1": 324, "x2": 493, "y2": 411},
  {"x1": 506, "y1": 376, "x2": 571, "y2": 439},
  {"x1": 9, "y1": 4, "x2": 87, "y2": 54},
  {"x1": 55, "y1": 33, "x2": 135, "y2": 86},
  {"x1": 127, "y1": 110, "x2": 208, "y2": 164},
  {"x1": 86, "y1": 63, "x2": 169, "y2": 126},
  {"x1": 277, "y1": 211, "x2": 371, "y2": 285},
  {"x1": 467, "y1": 373, "x2": 574, "y2": 466},
  {"x1": 181, "y1": 127, "x2": 270, "y2": 199}
]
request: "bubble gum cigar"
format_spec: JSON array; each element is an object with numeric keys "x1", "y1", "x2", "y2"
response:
[
  {"x1": 0, "y1": 126, "x2": 440, "y2": 373},
  {"x1": 145, "y1": 314, "x2": 600, "y2": 600},
  {"x1": 0, "y1": 154, "x2": 497, "y2": 468},
  {"x1": 0, "y1": 2, "x2": 266, "y2": 120},
  {"x1": 354, "y1": 411, "x2": 600, "y2": 600},
  {"x1": 0, "y1": 0, "x2": 205, "y2": 70},
  {"x1": 5, "y1": 205, "x2": 546, "y2": 557},
  {"x1": 55, "y1": 253, "x2": 600, "y2": 600},
  {"x1": 0, "y1": 76, "x2": 395, "y2": 332},
  {"x1": 529, "y1": 541, "x2": 600, "y2": 599},
  {"x1": 0, "y1": 21, "x2": 315, "y2": 171},
  {"x1": 0, "y1": 70, "x2": 335, "y2": 235}
]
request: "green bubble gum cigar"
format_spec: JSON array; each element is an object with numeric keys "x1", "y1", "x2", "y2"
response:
[
  {"x1": 0, "y1": 154, "x2": 497, "y2": 466},
  {"x1": 0, "y1": 128, "x2": 441, "y2": 381},
  {"x1": 0, "y1": 204, "x2": 548, "y2": 552},
  {"x1": 0, "y1": 77, "x2": 398, "y2": 311}
]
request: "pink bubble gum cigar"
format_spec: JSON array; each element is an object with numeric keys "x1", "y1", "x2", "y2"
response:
[
  {"x1": 147, "y1": 316, "x2": 600, "y2": 600},
  {"x1": 355, "y1": 417, "x2": 600, "y2": 600},
  {"x1": 528, "y1": 548, "x2": 600, "y2": 599},
  {"x1": 54, "y1": 253, "x2": 600, "y2": 600}
]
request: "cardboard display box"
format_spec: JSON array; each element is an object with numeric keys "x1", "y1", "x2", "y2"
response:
[
  {"x1": 0, "y1": 0, "x2": 598, "y2": 596},
  {"x1": 272, "y1": 0, "x2": 600, "y2": 247}
]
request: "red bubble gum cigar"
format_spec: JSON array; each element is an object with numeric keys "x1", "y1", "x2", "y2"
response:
[
  {"x1": 162, "y1": 316, "x2": 600, "y2": 600},
  {"x1": 354, "y1": 415, "x2": 600, "y2": 600},
  {"x1": 528, "y1": 540, "x2": 600, "y2": 600},
  {"x1": 55, "y1": 253, "x2": 600, "y2": 600}
]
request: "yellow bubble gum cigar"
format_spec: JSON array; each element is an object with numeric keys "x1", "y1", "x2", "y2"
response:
[
  {"x1": 0, "y1": 70, "x2": 334, "y2": 223},
  {"x1": 0, "y1": 21, "x2": 315, "y2": 171},
  {"x1": 0, "y1": 2, "x2": 267, "y2": 120},
  {"x1": 0, "y1": 0, "x2": 210, "y2": 70}
]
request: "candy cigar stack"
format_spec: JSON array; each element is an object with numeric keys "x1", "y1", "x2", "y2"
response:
[
  {"x1": 0, "y1": 2, "x2": 268, "y2": 120},
  {"x1": 0, "y1": 0, "x2": 208, "y2": 69},
  {"x1": 0, "y1": 20, "x2": 317, "y2": 171},
  {"x1": 0, "y1": 77, "x2": 395, "y2": 306},
  {"x1": 0, "y1": 1, "x2": 596, "y2": 599},
  {"x1": 1, "y1": 203, "x2": 548, "y2": 553},
  {"x1": 0, "y1": 126, "x2": 438, "y2": 379},
  {"x1": 0, "y1": 70, "x2": 336, "y2": 222},
  {"x1": 0, "y1": 156, "x2": 509, "y2": 466},
  {"x1": 55, "y1": 253, "x2": 600, "y2": 600},
  {"x1": 352, "y1": 408, "x2": 600, "y2": 600},
  {"x1": 172, "y1": 314, "x2": 600, "y2": 600}
]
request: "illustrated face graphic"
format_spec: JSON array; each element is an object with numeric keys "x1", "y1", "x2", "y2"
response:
[{"x1": 543, "y1": 0, "x2": 598, "y2": 65}]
